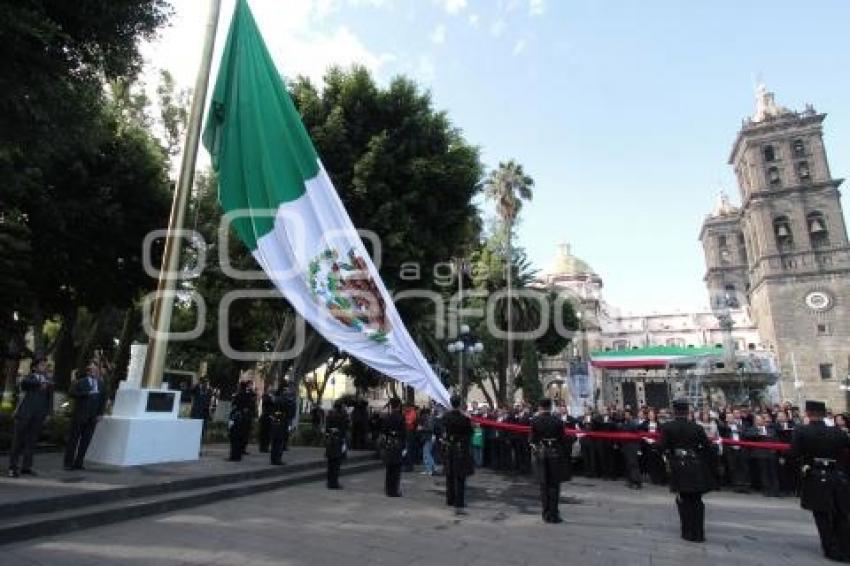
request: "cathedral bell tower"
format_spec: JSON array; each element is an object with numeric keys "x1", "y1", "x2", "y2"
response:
[{"x1": 728, "y1": 85, "x2": 850, "y2": 409}]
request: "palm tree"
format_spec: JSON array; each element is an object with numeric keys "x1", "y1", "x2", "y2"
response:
[{"x1": 482, "y1": 160, "x2": 534, "y2": 404}]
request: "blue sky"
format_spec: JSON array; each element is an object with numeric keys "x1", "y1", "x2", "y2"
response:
[{"x1": 144, "y1": 0, "x2": 850, "y2": 311}]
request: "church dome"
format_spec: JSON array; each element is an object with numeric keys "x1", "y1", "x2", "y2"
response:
[{"x1": 546, "y1": 243, "x2": 595, "y2": 277}]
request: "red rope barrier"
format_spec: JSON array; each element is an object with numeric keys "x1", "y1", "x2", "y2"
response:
[{"x1": 470, "y1": 416, "x2": 792, "y2": 452}]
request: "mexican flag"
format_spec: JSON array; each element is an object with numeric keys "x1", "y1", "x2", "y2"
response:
[{"x1": 202, "y1": 0, "x2": 450, "y2": 406}]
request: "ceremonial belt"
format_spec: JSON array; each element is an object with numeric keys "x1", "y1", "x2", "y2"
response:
[
  {"x1": 673, "y1": 448, "x2": 696, "y2": 458},
  {"x1": 814, "y1": 457, "x2": 837, "y2": 468},
  {"x1": 540, "y1": 438, "x2": 559, "y2": 446}
]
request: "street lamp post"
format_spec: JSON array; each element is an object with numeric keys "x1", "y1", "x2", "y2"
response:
[{"x1": 447, "y1": 324, "x2": 484, "y2": 402}]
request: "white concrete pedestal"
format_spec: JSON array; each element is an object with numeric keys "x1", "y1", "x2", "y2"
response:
[{"x1": 87, "y1": 380, "x2": 203, "y2": 467}]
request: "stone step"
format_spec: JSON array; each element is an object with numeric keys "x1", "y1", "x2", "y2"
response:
[
  {"x1": 0, "y1": 452, "x2": 375, "y2": 519},
  {"x1": 0, "y1": 457, "x2": 382, "y2": 546}
]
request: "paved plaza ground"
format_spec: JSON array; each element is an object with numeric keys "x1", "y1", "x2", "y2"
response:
[{"x1": 3, "y1": 466, "x2": 826, "y2": 565}]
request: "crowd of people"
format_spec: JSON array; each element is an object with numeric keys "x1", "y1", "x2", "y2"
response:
[{"x1": 360, "y1": 399, "x2": 850, "y2": 501}]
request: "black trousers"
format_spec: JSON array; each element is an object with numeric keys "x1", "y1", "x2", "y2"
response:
[
  {"x1": 327, "y1": 457, "x2": 341, "y2": 488},
  {"x1": 258, "y1": 416, "x2": 271, "y2": 452},
  {"x1": 756, "y1": 456, "x2": 780, "y2": 496},
  {"x1": 385, "y1": 464, "x2": 402, "y2": 496},
  {"x1": 241, "y1": 419, "x2": 253, "y2": 453},
  {"x1": 676, "y1": 493, "x2": 705, "y2": 542},
  {"x1": 540, "y1": 481, "x2": 561, "y2": 521},
  {"x1": 446, "y1": 474, "x2": 466, "y2": 508},
  {"x1": 228, "y1": 425, "x2": 243, "y2": 461},
  {"x1": 813, "y1": 510, "x2": 850, "y2": 561},
  {"x1": 622, "y1": 444, "x2": 642, "y2": 487},
  {"x1": 270, "y1": 425, "x2": 285, "y2": 464},
  {"x1": 9, "y1": 414, "x2": 44, "y2": 471},
  {"x1": 724, "y1": 448, "x2": 748, "y2": 489},
  {"x1": 64, "y1": 417, "x2": 97, "y2": 468}
]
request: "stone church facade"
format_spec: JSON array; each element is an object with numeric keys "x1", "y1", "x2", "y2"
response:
[
  {"x1": 535, "y1": 87, "x2": 848, "y2": 412},
  {"x1": 701, "y1": 86, "x2": 850, "y2": 410}
]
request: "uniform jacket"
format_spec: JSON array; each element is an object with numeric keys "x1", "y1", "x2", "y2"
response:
[
  {"x1": 790, "y1": 421, "x2": 850, "y2": 513},
  {"x1": 661, "y1": 417, "x2": 715, "y2": 494},
  {"x1": 531, "y1": 412, "x2": 572, "y2": 483},
  {"x1": 325, "y1": 408, "x2": 350, "y2": 460},
  {"x1": 442, "y1": 409, "x2": 474, "y2": 478},
  {"x1": 380, "y1": 411, "x2": 406, "y2": 465}
]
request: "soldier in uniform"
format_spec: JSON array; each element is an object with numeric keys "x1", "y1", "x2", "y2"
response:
[
  {"x1": 268, "y1": 383, "x2": 293, "y2": 465},
  {"x1": 380, "y1": 397, "x2": 406, "y2": 497},
  {"x1": 227, "y1": 381, "x2": 254, "y2": 462},
  {"x1": 791, "y1": 400, "x2": 850, "y2": 562},
  {"x1": 661, "y1": 399, "x2": 715, "y2": 543},
  {"x1": 258, "y1": 388, "x2": 275, "y2": 453},
  {"x1": 530, "y1": 398, "x2": 572, "y2": 523},
  {"x1": 442, "y1": 395, "x2": 474, "y2": 514},
  {"x1": 324, "y1": 400, "x2": 350, "y2": 489}
]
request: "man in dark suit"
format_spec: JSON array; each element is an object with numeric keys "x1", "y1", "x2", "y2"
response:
[
  {"x1": 531, "y1": 397, "x2": 572, "y2": 523},
  {"x1": 190, "y1": 378, "x2": 213, "y2": 442},
  {"x1": 442, "y1": 395, "x2": 474, "y2": 514},
  {"x1": 718, "y1": 408, "x2": 749, "y2": 492},
  {"x1": 8, "y1": 358, "x2": 53, "y2": 477},
  {"x1": 380, "y1": 397, "x2": 406, "y2": 497},
  {"x1": 791, "y1": 400, "x2": 850, "y2": 562},
  {"x1": 662, "y1": 399, "x2": 715, "y2": 542},
  {"x1": 745, "y1": 414, "x2": 781, "y2": 496},
  {"x1": 620, "y1": 408, "x2": 647, "y2": 490},
  {"x1": 63, "y1": 361, "x2": 107, "y2": 471}
]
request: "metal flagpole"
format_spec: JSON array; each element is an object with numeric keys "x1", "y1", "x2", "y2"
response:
[{"x1": 142, "y1": 0, "x2": 223, "y2": 388}]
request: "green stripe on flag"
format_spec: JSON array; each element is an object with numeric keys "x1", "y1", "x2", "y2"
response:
[{"x1": 202, "y1": 0, "x2": 319, "y2": 251}]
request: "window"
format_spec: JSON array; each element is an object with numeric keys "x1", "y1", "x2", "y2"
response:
[
  {"x1": 792, "y1": 139, "x2": 806, "y2": 157},
  {"x1": 748, "y1": 343, "x2": 756, "y2": 350},
  {"x1": 820, "y1": 363, "x2": 834, "y2": 380},
  {"x1": 718, "y1": 235, "x2": 727, "y2": 248},
  {"x1": 774, "y1": 216, "x2": 793, "y2": 251},
  {"x1": 807, "y1": 211, "x2": 829, "y2": 248},
  {"x1": 613, "y1": 340, "x2": 628, "y2": 351},
  {"x1": 763, "y1": 145, "x2": 776, "y2": 162},
  {"x1": 723, "y1": 284, "x2": 740, "y2": 308},
  {"x1": 767, "y1": 166, "x2": 781, "y2": 187},
  {"x1": 797, "y1": 160, "x2": 811, "y2": 181},
  {"x1": 666, "y1": 338, "x2": 684, "y2": 347},
  {"x1": 817, "y1": 323, "x2": 831, "y2": 336}
]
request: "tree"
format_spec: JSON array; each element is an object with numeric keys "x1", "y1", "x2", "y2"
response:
[
  {"x1": 260, "y1": 67, "x2": 483, "y2": 393},
  {"x1": 519, "y1": 340, "x2": 542, "y2": 404},
  {"x1": 482, "y1": 160, "x2": 534, "y2": 404},
  {"x1": 0, "y1": 1, "x2": 173, "y2": 389}
]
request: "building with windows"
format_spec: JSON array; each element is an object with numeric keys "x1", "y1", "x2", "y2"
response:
[
  {"x1": 701, "y1": 85, "x2": 850, "y2": 410},
  {"x1": 538, "y1": 87, "x2": 849, "y2": 411},
  {"x1": 537, "y1": 243, "x2": 769, "y2": 411}
]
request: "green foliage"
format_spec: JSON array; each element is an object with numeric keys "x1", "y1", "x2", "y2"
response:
[
  {"x1": 482, "y1": 160, "x2": 534, "y2": 229},
  {"x1": 519, "y1": 340, "x2": 542, "y2": 404},
  {"x1": 0, "y1": 1, "x2": 174, "y2": 386},
  {"x1": 291, "y1": 66, "x2": 483, "y2": 311}
]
